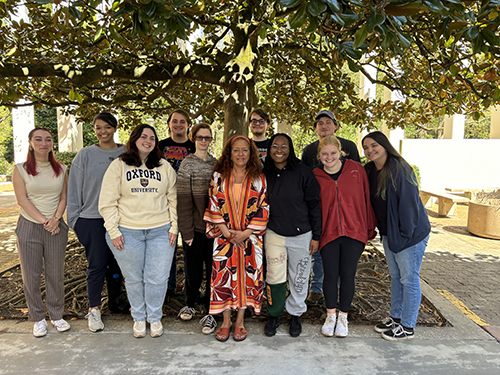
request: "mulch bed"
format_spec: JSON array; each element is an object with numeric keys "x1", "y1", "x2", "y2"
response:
[{"x1": 0, "y1": 237, "x2": 447, "y2": 327}]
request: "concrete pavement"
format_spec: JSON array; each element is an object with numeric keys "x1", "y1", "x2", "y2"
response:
[{"x1": 1, "y1": 281, "x2": 498, "y2": 374}]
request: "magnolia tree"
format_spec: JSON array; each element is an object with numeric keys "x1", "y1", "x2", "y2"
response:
[{"x1": 0, "y1": 0, "x2": 499, "y2": 141}]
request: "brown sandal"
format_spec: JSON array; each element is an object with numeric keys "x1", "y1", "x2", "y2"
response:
[
  {"x1": 215, "y1": 326, "x2": 231, "y2": 342},
  {"x1": 233, "y1": 327, "x2": 248, "y2": 341}
]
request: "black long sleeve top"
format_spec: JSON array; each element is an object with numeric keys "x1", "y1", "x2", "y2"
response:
[{"x1": 265, "y1": 162, "x2": 322, "y2": 240}]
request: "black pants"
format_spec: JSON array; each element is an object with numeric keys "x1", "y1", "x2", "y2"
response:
[
  {"x1": 74, "y1": 218, "x2": 124, "y2": 309},
  {"x1": 183, "y1": 231, "x2": 214, "y2": 312},
  {"x1": 320, "y1": 236, "x2": 364, "y2": 312}
]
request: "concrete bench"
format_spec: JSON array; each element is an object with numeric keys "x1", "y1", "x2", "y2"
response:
[{"x1": 420, "y1": 189, "x2": 470, "y2": 217}]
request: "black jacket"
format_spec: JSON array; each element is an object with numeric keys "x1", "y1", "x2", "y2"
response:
[{"x1": 265, "y1": 162, "x2": 322, "y2": 240}]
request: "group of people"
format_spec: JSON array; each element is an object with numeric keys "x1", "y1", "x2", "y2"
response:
[{"x1": 13, "y1": 107, "x2": 430, "y2": 343}]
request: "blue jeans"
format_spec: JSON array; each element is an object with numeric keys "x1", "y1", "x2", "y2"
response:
[
  {"x1": 106, "y1": 224, "x2": 175, "y2": 323},
  {"x1": 382, "y1": 235, "x2": 429, "y2": 328},
  {"x1": 310, "y1": 251, "x2": 323, "y2": 294}
]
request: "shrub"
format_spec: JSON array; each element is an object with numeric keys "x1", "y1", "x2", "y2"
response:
[{"x1": 54, "y1": 151, "x2": 77, "y2": 172}]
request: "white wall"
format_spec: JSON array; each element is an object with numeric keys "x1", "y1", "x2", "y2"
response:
[
  {"x1": 12, "y1": 102, "x2": 34, "y2": 164},
  {"x1": 401, "y1": 139, "x2": 500, "y2": 191}
]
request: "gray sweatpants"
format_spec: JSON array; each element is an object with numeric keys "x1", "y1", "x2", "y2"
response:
[
  {"x1": 15, "y1": 215, "x2": 68, "y2": 322},
  {"x1": 264, "y1": 229, "x2": 312, "y2": 316}
]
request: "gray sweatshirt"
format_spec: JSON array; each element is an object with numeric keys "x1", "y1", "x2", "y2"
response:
[{"x1": 67, "y1": 144, "x2": 125, "y2": 229}]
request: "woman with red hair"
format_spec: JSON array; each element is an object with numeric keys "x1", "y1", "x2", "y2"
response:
[
  {"x1": 204, "y1": 136, "x2": 269, "y2": 342},
  {"x1": 13, "y1": 127, "x2": 69, "y2": 337}
]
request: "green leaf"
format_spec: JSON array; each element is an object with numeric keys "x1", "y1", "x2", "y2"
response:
[
  {"x1": 374, "y1": 13, "x2": 386, "y2": 26},
  {"x1": 259, "y1": 26, "x2": 267, "y2": 39},
  {"x1": 93, "y1": 27, "x2": 103, "y2": 41},
  {"x1": 330, "y1": 12, "x2": 344, "y2": 26},
  {"x1": 423, "y1": 0, "x2": 444, "y2": 12},
  {"x1": 172, "y1": 0, "x2": 187, "y2": 8},
  {"x1": 347, "y1": 59, "x2": 360, "y2": 72},
  {"x1": 68, "y1": 6, "x2": 82, "y2": 20},
  {"x1": 308, "y1": 0, "x2": 327, "y2": 16},
  {"x1": 177, "y1": 15, "x2": 191, "y2": 30},
  {"x1": 143, "y1": 2, "x2": 157, "y2": 19},
  {"x1": 398, "y1": 32, "x2": 412, "y2": 48},
  {"x1": 69, "y1": 89, "x2": 75, "y2": 101},
  {"x1": 481, "y1": 28, "x2": 499, "y2": 46},
  {"x1": 339, "y1": 13, "x2": 358, "y2": 26},
  {"x1": 471, "y1": 34, "x2": 484, "y2": 54},
  {"x1": 305, "y1": 15, "x2": 320, "y2": 33},
  {"x1": 176, "y1": 26, "x2": 187, "y2": 40},
  {"x1": 109, "y1": 25, "x2": 128, "y2": 45},
  {"x1": 353, "y1": 24, "x2": 368, "y2": 49},
  {"x1": 281, "y1": 0, "x2": 304, "y2": 8},
  {"x1": 341, "y1": 41, "x2": 363, "y2": 59},
  {"x1": 465, "y1": 26, "x2": 479, "y2": 40},
  {"x1": 325, "y1": 0, "x2": 340, "y2": 12},
  {"x1": 366, "y1": 12, "x2": 385, "y2": 33},
  {"x1": 289, "y1": 2, "x2": 308, "y2": 28},
  {"x1": 449, "y1": 64, "x2": 457, "y2": 76},
  {"x1": 75, "y1": 91, "x2": 83, "y2": 104},
  {"x1": 307, "y1": 0, "x2": 327, "y2": 17},
  {"x1": 492, "y1": 88, "x2": 500, "y2": 101}
]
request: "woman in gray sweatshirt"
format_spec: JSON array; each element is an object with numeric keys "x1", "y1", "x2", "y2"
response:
[{"x1": 67, "y1": 112, "x2": 128, "y2": 332}]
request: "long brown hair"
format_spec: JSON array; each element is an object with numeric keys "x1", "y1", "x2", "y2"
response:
[
  {"x1": 24, "y1": 127, "x2": 63, "y2": 177},
  {"x1": 214, "y1": 136, "x2": 262, "y2": 180},
  {"x1": 120, "y1": 124, "x2": 163, "y2": 169},
  {"x1": 362, "y1": 131, "x2": 417, "y2": 200}
]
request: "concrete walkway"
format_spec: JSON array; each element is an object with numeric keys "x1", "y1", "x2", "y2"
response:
[
  {"x1": 1, "y1": 280, "x2": 498, "y2": 374},
  {"x1": 1, "y1": 309, "x2": 499, "y2": 375}
]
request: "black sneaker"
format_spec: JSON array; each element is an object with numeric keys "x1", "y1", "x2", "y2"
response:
[
  {"x1": 265, "y1": 316, "x2": 280, "y2": 337},
  {"x1": 381, "y1": 324, "x2": 414, "y2": 341},
  {"x1": 289, "y1": 315, "x2": 302, "y2": 337},
  {"x1": 374, "y1": 316, "x2": 401, "y2": 333}
]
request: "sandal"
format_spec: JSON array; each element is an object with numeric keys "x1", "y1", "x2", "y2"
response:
[
  {"x1": 233, "y1": 327, "x2": 248, "y2": 342},
  {"x1": 215, "y1": 326, "x2": 231, "y2": 342}
]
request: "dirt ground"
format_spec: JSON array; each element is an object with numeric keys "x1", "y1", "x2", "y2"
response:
[{"x1": 0, "y1": 205, "x2": 446, "y2": 326}]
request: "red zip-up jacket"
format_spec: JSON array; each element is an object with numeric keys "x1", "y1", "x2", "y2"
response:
[{"x1": 313, "y1": 159, "x2": 377, "y2": 251}]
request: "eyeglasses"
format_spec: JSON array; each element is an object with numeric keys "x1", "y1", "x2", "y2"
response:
[
  {"x1": 195, "y1": 136, "x2": 213, "y2": 142},
  {"x1": 271, "y1": 144, "x2": 289, "y2": 151},
  {"x1": 250, "y1": 119, "x2": 266, "y2": 125}
]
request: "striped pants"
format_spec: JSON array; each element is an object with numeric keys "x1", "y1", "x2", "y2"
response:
[{"x1": 15, "y1": 215, "x2": 68, "y2": 322}]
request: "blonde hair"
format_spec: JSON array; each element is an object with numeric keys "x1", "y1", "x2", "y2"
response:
[{"x1": 317, "y1": 135, "x2": 345, "y2": 161}]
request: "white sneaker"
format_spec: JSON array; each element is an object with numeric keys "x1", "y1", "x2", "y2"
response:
[
  {"x1": 150, "y1": 321, "x2": 163, "y2": 338},
  {"x1": 321, "y1": 313, "x2": 336, "y2": 337},
  {"x1": 133, "y1": 321, "x2": 146, "y2": 338},
  {"x1": 178, "y1": 306, "x2": 196, "y2": 321},
  {"x1": 199, "y1": 315, "x2": 217, "y2": 335},
  {"x1": 51, "y1": 319, "x2": 71, "y2": 332},
  {"x1": 33, "y1": 319, "x2": 47, "y2": 337},
  {"x1": 86, "y1": 309, "x2": 104, "y2": 332},
  {"x1": 335, "y1": 314, "x2": 348, "y2": 338}
]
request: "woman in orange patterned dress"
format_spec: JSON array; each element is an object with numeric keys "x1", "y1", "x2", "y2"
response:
[{"x1": 204, "y1": 136, "x2": 269, "y2": 342}]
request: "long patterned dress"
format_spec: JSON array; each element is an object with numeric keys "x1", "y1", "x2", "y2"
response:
[{"x1": 203, "y1": 171, "x2": 269, "y2": 315}]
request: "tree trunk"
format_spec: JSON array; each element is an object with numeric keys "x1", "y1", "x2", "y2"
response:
[{"x1": 223, "y1": 80, "x2": 256, "y2": 144}]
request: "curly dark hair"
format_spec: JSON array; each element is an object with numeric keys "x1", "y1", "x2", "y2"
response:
[
  {"x1": 264, "y1": 133, "x2": 300, "y2": 173},
  {"x1": 120, "y1": 124, "x2": 163, "y2": 169},
  {"x1": 214, "y1": 136, "x2": 262, "y2": 180}
]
